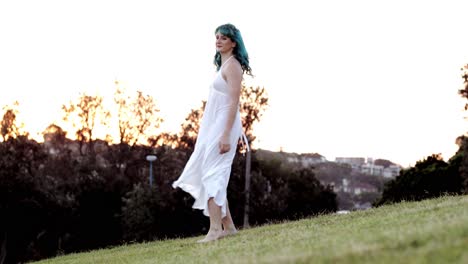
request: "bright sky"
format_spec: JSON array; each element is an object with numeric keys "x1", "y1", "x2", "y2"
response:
[{"x1": 1, "y1": 0, "x2": 467, "y2": 167}]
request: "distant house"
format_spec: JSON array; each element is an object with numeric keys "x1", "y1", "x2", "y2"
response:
[
  {"x1": 301, "y1": 153, "x2": 327, "y2": 166},
  {"x1": 333, "y1": 179, "x2": 378, "y2": 195},
  {"x1": 361, "y1": 163, "x2": 384, "y2": 176},
  {"x1": 286, "y1": 156, "x2": 300, "y2": 164},
  {"x1": 335, "y1": 156, "x2": 401, "y2": 178},
  {"x1": 383, "y1": 165, "x2": 401, "y2": 178},
  {"x1": 362, "y1": 163, "x2": 401, "y2": 178},
  {"x1": 285, "y1": 153, "x2": 327, "y2": 167},
  {"x1": 335, "y1": 157, "x2": 365, "y2": 170},
  {"x1": 342, "y1": 178, "x2": 350, "y2": 193},
  {"x1": 350, "y1": 182, "x2": 378, "y2": 195}
]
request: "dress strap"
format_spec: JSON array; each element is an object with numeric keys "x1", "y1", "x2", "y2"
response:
[{"x1": 221, "y1": 55, "x2": 234, "y2": 69}]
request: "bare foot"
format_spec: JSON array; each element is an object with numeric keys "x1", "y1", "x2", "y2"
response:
[
  {"x1": 197, "y1": 229, "x2": 223, "y2": 243},
  {"x1": 220, "y1": 228, "x2": 238, "y2": 238}
]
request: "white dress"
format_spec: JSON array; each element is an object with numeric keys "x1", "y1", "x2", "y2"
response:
[{"x1": 172, "y1": 56, "x2": 248, "y2": 217}]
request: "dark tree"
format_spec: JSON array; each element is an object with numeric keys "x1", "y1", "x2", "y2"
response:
[
  {"x1": 1, "y1": 102, "x2": 27, "y2": 141},
  {"x1": 458, "y1": 64, "x2": 468, "y2": 193},
  {"x1": 458, "y1": 64, "x2": 468, "y2": 110},
  {"x1": 0, "y1": 136, "x2": 58, "y2": 264},
  {"x1": 176, "y1": 101, "x2": 206, "y2": 151},
  {"x1": 456, "y1": 136, "x2": 468, "y2": 193},
  {"x1": 374, "y1": 154, "x2": 463, "y2": 206},
  {"x1": 62, "y1": 93, "x2": 110, "y2": 156},
  {"x1": 42, "y1": 124, "x2": 67, "y2": 147}
]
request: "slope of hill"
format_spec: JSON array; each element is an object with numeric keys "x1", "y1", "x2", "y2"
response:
[{"x1": 33, "y1": 195, "x2": 468, "y2": 264}]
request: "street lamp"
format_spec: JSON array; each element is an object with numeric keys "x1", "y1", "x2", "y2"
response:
[{"x1": 146, "y1": 154, "x2": 157, "y2": 187}]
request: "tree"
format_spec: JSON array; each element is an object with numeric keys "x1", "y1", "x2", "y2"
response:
[
  {"x1": 243, "y1": 158, "x2": 337, "y2": 224},
  {"x1": 62, "y1": 93, "x2": 110, "y2": 155},
  {"x1": 176, "y1": 101, "x2": 206, "y2": 150},
  {"x1": 148, "y1": 132, "x2": 179, "y2": 149},
  {"x1": 114, "y1": 83, "x2": 164, "y2": 147},
  {"x1": 456, "y1": 136, "x2": 468, "y2": 193},
  {"x1": 110, "y1": 83, "x2": 165, "y2": 179},
  {"x1": 458, "y1": 64, "x2": 468, "y2": 193},
  {"x1": 284, "y1": 167, "x2": 337, "y2": 219},
  {"x1": 42, "y1": 124, "x2": 67, "y2": 147},
  {"x1": 1, "y1": 102, "x2": 27, "y2": 141},
  {"x1": 239, "y1": 85, "x2": 269, "y2": 145},
  {"x1": 374, "y1": 154, "x2": 463, "y2": 206},
  {"x1": 0, "y1": 136, "x2": 58, "y2": 264},
  {"x1": 458, "y1": 64, "x2": 468, "y2": 110}
]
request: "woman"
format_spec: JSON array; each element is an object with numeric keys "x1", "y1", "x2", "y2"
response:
[{"x1": 172, "y1": 23, "x2": 252, "y2": 243}]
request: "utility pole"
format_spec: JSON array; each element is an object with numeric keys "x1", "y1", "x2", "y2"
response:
[{"x1": 243, "y1": 150, "x2": 251, "y2": 228}]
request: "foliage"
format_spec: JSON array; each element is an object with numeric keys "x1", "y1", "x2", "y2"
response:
[
  {"x1": 0, "y1": 136, "x2": 63, "y2": 264},
  {"x1": 114, "y1": 83, "x2": 164, "y2": 146},
  {"x1": 121, "y1": 182, "x2": 207, "y2": 242},
  {"x1": 121, "y1": 184, "x2": 161, "y2": 241},
  {"x1": 282, "y1": 167, "x2": 337, "y2": 219},
  {"x1": 175, "y1": 101, "x2": 206, "y2": 151},
  {"x1": 458, "y1": 136, "x2": 468, "y2": 193},
  {"x1": 458, "y1": 64, "x2": 468, "y2": 193},
  {"x1": 42, "y1": 124, "x2": 67, "y2": 146},
  {"x1": 245, "y1": 158, "x2": 337, "y2": 224},
  {"x1": 457, "y1": 64, "x2": 468, "y2": 110},
  {"x1": 314, "y1": 161, "x2": 352, "y2": 184},
  {"x1": 62, "y1": 93, "x2": 110, "y2": 155},
  {"x1": 1, "y1": 102, "x2": 28, "y2": 141},
  {"x1": 374, "y1": 154, "x2": 463, "y2": 206},
  {"x1": 239, "y1": 85, "x2": 269, "y2": 144}
]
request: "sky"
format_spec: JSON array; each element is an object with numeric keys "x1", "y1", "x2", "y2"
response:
[{"x1": 1, "y1": 0, "x2": 468, "y2": 167}]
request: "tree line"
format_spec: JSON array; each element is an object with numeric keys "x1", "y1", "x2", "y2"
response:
[{"x1": 0, "y1": 83, "x2": 337, "y2": 264}]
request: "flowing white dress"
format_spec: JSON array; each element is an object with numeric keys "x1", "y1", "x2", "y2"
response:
[{"x1": 172, "y1": 56, "x2": 248, "y2": 217}]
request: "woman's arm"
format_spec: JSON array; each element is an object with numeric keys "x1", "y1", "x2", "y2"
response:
[{"x1": 218, "y1": 61, "x2": 243, "y2": 154}]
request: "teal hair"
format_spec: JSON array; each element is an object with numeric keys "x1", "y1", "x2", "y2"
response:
[{"x1": 214, "y1": 23, "x2": 252, "y2": 76}]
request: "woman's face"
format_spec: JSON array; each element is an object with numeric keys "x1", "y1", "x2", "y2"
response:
[{"x1": 215, "y1": 33, "x2": 236, "y2": 54}]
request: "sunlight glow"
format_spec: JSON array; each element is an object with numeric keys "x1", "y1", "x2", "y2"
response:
[{"x1": 1, "y1": 0, "x2": 468, "y2": 167}]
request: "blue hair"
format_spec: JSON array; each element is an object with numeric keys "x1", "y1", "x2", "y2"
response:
[{"x1": 214, "y1": 23, "x2": 252, "y2": 76}]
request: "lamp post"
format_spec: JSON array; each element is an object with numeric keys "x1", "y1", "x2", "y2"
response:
[{"x1": 146, "y1": 154, "x2": 157, "y2": 187}]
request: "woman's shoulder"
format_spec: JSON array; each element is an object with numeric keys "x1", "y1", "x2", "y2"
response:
[{"x1": 223, "y1": 57, "x2": 243, "y2": 75}]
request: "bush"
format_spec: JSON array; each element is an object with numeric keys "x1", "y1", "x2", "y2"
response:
[{"x1": 375, "y1": 154, "x2": 463, "y2": 206}]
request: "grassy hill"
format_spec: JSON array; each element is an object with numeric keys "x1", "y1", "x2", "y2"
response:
[{"x1": 33, "y1": 195, "x2": 468, "y2": 264}]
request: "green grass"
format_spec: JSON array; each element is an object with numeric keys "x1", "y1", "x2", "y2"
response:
[{"x1": 33, "y1": 195, "x2": 468, "y2": 264}]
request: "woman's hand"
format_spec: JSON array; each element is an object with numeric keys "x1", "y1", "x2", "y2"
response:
[{"x1": 218, "y1": 134, "x2": 231, "y2": 154}]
